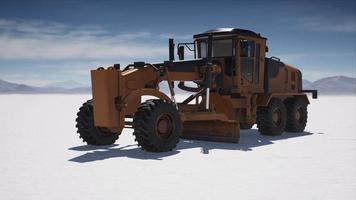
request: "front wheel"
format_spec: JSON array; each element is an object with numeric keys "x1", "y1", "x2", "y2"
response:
[
  {"x1": 75, "y1": 100, "x2": 119, "y2": 145},
  {"x1": 133, "y1": 100, "x2": 181, "y2": 152}
]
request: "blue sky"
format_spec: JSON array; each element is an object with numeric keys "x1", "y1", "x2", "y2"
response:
[{"x1": 0, "y1": 0, "x2": 355, "y2": 86}]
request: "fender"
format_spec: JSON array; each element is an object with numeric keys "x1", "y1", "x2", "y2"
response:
[
  {"x1": 121, "y1": 89, "x2": 172, "y2": 115},
  {"x1": 257, "y1": 93, "x2": 310, "y2": 107}
]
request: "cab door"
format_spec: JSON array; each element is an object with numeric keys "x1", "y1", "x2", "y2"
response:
[{"x1": 235, "y1": 37, "x2": 263, "y2": 94}]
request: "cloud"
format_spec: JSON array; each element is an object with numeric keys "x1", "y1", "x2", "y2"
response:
[
  {"x1": 158, "y1": 33, "x2": 192, "y2": 40},
  {"x1": 0, "y1": 19, "x2": 168, "y2": 60},
  {"x1": 298, "y1": 16, "x2": 356, "y2": 33},
  {"x1": 276, "y1": 52, "x2": 356, "y2": 63}
]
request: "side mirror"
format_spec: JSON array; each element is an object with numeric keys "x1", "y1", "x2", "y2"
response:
[{"x1": 178, "y1": 46, "x2": 184, "y2": 60}]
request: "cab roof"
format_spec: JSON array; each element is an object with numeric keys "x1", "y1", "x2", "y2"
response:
[{"x1": 193, "y1": 28, "x2": 266, "y2": 39}]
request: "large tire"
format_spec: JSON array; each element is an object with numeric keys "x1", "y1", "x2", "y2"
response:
[
  {"x1": 240, "y1": 123, "x2": 253, "y2": 130},
  {"x1": 76, "y1": 100, "x2": 119, "y2": 145},
  {"x1": 133, "y1": 99, "x2": 181, "y2": 152},
  {"x1": 285, "y1": 98, "x2": 308, "y2": 132},
  {"x1": 257, "y1": 98, "x2": 287, "y2": 136}
]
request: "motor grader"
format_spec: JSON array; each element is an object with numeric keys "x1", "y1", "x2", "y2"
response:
[{"x1": 75, "y1": 28, "x2": 317, "y2": 152}]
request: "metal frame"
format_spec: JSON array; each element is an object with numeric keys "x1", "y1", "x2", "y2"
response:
[{"x1": 177, "y1": 42, "x2": 196, "y2": 59}]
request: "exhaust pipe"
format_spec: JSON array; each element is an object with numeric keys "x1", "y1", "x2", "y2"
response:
[
  {"x1": 169, "y1": 38, "x2": 175, "y2": 61},
  {"x1": 206, "y1": 34, "x2": 213, "y2": 110}
]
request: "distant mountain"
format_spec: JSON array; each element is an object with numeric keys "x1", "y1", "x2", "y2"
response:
[
  {"x1": 66, "y1": 87, "x2": 91, "y2": 93},
  {"x1": 0, "y1": 79, "x2": 40, "y2": 93},
  {"x1": 1, "y1": 76, "x2": 355, "y2": 94},
  {"x1": 0, "y1": 79, "x2": 90, "y2": 94},
  {"x1": 44, "y1": 80, "x2": 86, "y2": 89},
  {"x1": 302, "y1": 79, "x2": 313, "y2": 89},
  {"x1": 303, "y1": 76, "x2": 356, "y2": 94}
]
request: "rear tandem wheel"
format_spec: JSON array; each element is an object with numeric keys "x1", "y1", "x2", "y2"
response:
[
  {"x1": 257, "y1": 98, "x2": 287, "y2": 136},
  {"x1": 285, "y1": 98, "x2": 308, "y2": 132}
]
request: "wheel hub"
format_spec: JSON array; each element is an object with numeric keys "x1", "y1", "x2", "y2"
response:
[
  {"x1": 295, "y1": 108, "x2": 303, "y2": 122},
  {"x1": 156, "y1": 114, "x2": 174, "y2": 139},
  {"x1": 272, "y1": 108, "x2": 282, "y2": 126}
]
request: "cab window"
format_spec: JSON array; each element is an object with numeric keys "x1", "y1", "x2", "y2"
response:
[
  {"x1": 212, "y1": 39, "x2": 234, "y2": 57},
  {"x1": 198, "y1": 39, "x2": 234, "y2": 58},
  {"x1": 199, "y1": 42, "x2": 207, "y2": 58},
  {"x1": 240, "y1": 40, "x2": 255, "y2": 57},
  {"x1": 240, "y1": 39, "x2": 255, "y2": 82}
]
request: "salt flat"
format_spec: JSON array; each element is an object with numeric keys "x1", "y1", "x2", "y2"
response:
[{"x1": 0, "y1": 94, "x2": 355, "y2": 200}]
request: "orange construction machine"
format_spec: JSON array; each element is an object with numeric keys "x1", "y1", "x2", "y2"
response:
[{"x1": 75, "y1": 28, "x2": 317, "y2": 152}]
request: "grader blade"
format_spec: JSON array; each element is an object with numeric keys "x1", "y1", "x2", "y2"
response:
[{"x1": 182, "y1": 121, "x2": 240, "y2": 143}]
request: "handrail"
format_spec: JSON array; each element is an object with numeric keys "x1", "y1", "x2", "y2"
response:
[{"x1": 123, "y1": 63, "x2": 159, "y2": 71}]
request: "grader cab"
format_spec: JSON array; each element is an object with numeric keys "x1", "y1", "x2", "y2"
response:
[{"x1": 75, "y1": 28, "x2": 317, "y2": 152}]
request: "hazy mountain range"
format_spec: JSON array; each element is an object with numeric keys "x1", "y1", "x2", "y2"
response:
[
  {"x1": 302, "y1": 76, "x2": 356, "y2": 94},
  {"x1": 44, "y1": 80, "x2": 86, "y2": 89},
  {"x1": 0, "y1": 76, "x2": 355, "y2": 94},
  {"x1": 0, "y1": 79, "x2": 90, "y2": 94}
]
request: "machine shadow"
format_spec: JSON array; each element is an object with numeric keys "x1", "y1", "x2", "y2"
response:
[{"x1": 68, "y1": 129, "x2": 314, "y2": 163}]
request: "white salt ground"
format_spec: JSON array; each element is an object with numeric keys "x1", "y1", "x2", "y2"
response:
[{"x1": 0, "y1": 94, "x2": 355, "y2": 200}]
